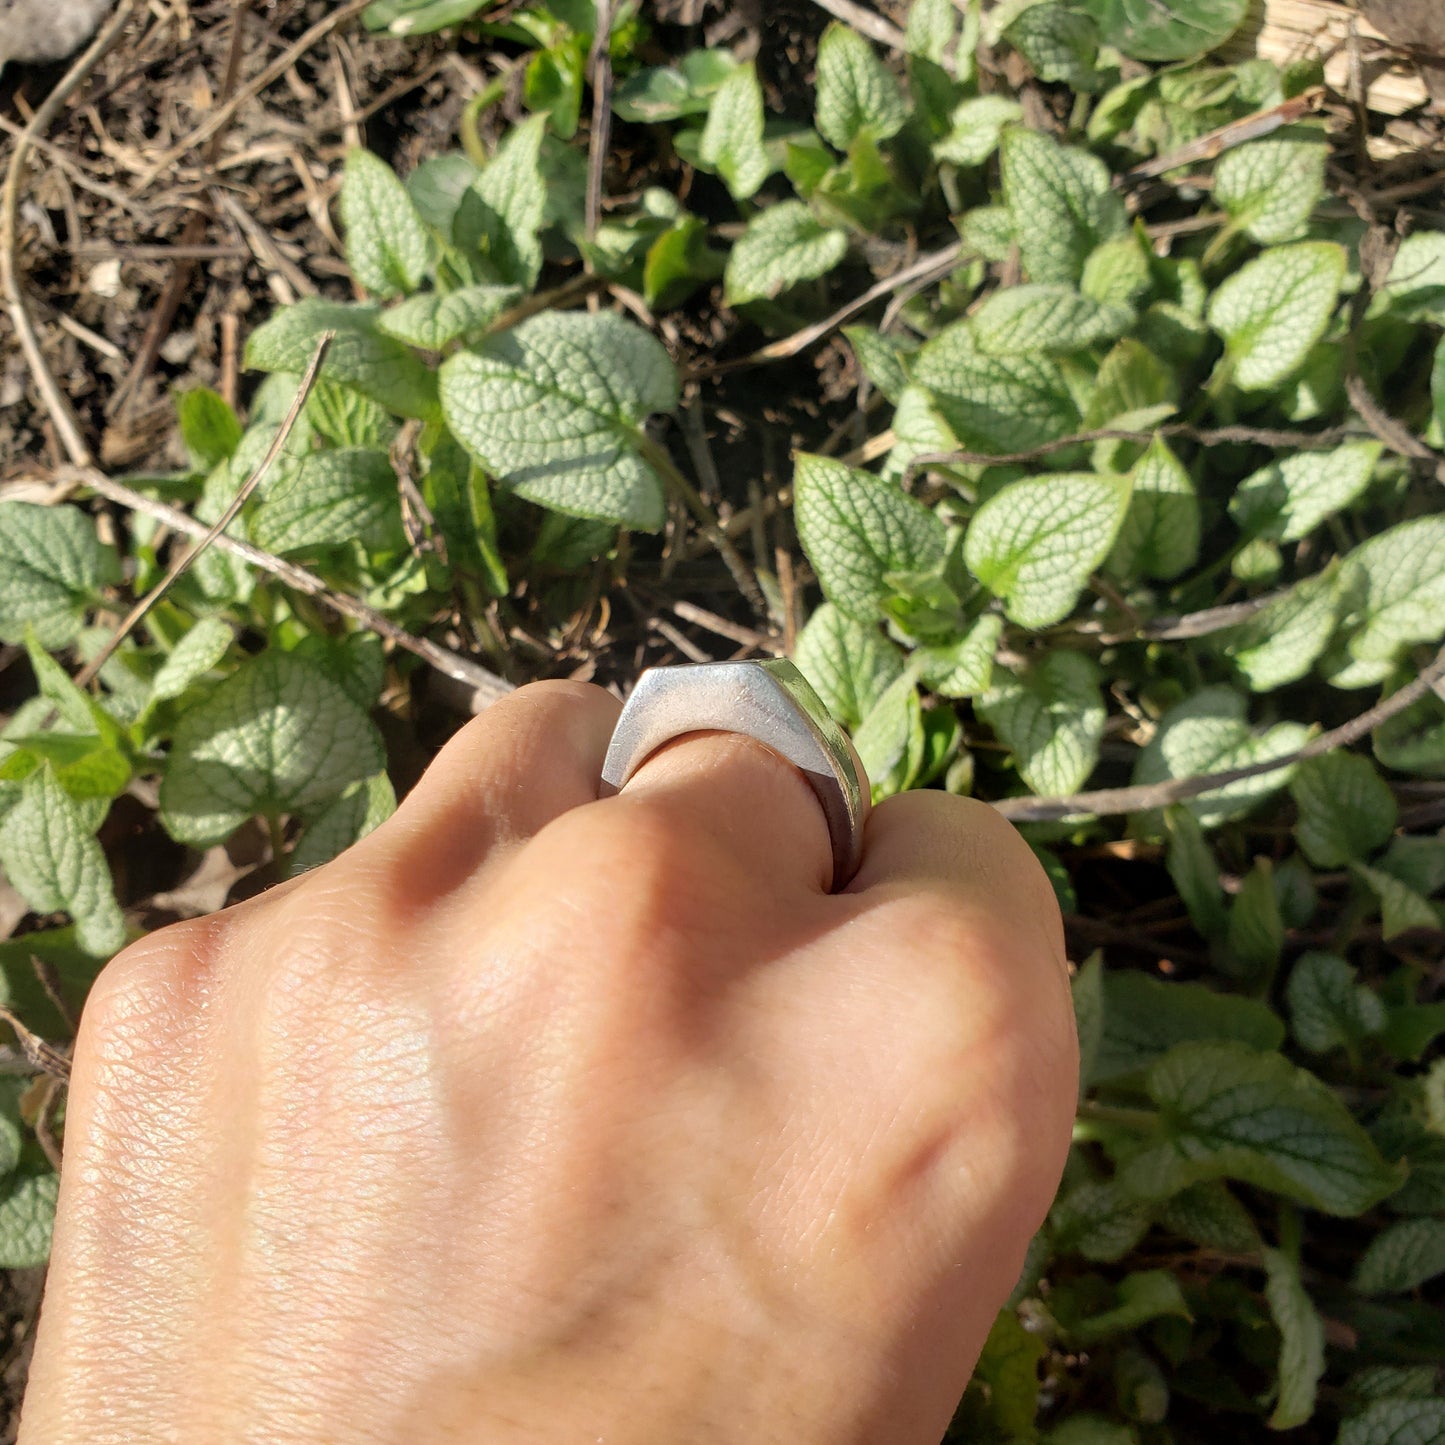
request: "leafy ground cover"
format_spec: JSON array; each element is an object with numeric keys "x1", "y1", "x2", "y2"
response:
[{"x1": 1, "y1": 0, "x2": 1444, "y2": 1438}]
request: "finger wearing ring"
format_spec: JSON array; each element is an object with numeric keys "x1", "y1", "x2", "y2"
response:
[{"x1": 599, "y1": 660, "x2": 868, "y2": 892}]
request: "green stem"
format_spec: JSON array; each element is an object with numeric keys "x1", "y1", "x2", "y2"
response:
[{"x1": 1075, "y1": 1100, "x2": 1160, "y2": 1132}]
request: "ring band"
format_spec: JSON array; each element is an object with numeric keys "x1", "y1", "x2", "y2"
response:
[{"x1": 599, "y1": 660, "x2": 867, "y2": 891}]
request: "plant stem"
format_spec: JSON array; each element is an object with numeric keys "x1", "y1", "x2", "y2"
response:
[{"x1": 1075, "y1": 1100, "x2": 1160, "y2": 1131}]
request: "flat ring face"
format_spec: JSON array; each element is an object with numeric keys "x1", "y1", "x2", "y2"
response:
[{"x1": 599, "y1": 660, "x2": 867, "y2": 891}]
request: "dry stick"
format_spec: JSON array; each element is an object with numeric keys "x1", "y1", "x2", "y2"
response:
[
  {"x1": 0, "y1": 0, "x2": 140, "y2": 469},
  {"x1": 1346, "y1": 373, "x2": 1445, "y2": 484},
  {"x1": 904, "y1": 421, "x2": 1353, "y2": 480},
  {"x1": 994, "y1": 643, "x2": 1445, "y2": 823},
  {"x1": 687, "y1": 242, "x2": 966, "y2": 379},
  {"x1": 0, "y1": 1006, "x2": 71, "y2": 1084},
  {"x1": 73, "y1": 471, "x2": 514, "y2": 705},
  {"x1": 808, "y1": 0, "x2": 908, "y2": 52},
  {"x1": 584, "y1": 0, "x2": 614, "y2": 245},
  {"x1": 131, "y1": 0, "x2": 375, "y2": 191},
  {"x1": 1122, "y1": 87, "x2": 1328, "y2": 183},
  {"x1": 0, "y1": 114, "x2": 148, "y2": 217},
  {"x1": 74, "y1": 334, "x2": 334, "y2": 690}
]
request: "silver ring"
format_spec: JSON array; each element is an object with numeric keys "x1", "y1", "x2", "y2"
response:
[{"x1": 599, "y1": 660, "x2": 867, "y2": 891}]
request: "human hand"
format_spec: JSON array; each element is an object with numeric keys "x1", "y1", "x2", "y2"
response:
[{"x1": 20, "y1": 680, "x2": 1076, "y2": 1444}]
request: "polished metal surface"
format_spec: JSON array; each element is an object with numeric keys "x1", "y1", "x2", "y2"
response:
[{"x1": 599, "y1": 660, "x2": 867, "y2": 891}]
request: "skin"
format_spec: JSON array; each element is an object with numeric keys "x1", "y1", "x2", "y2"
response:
[{"x1": 19, "y1": 680, "x2": 1077, "y2": 1444}]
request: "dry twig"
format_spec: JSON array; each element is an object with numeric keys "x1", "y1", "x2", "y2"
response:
[
  {"x1": 74, "y1": 333, "x2": 334, "y2": 690},
  {"x1": 995, "y1": 642, "x2": 1445, "y2": 822},
  {"x1": 808, "y1": 0, "x2": 908, "y2": 53}
]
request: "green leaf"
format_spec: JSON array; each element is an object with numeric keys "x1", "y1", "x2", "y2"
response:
[
  {"x1": 1074, "y1": 952, "x2": 1104, "y2": 1101},
  {"x1": 1069, "y1": 1270, "x2": 1191, "y2": 1345},
  {"x1": 1377, "y1": 231, "x2": 1445, "y2": 323},
  {"x1": 698, "y1": 60, "x2": 769, "y2": 201},
  {"x1": 159, "y1": 650, "x2": 385, "y2": 848},
  {"x1": 843, "y1": 326, "x2": 915, "y2": 404},
  {"x1": 1225, "y1": 568, "x2": 1340, "y2": 692},
  {"x1": 0, "y1": 503, "x2": 115, "y2": 649},
  {"x1": 1286, "y1": 951, "x2": 1387, "y2": 1055},
  {"x1": 1353, "y1": 1218, "x2": 1445, "y2": 1295},
  {"x1": 439, "y1": 310, "x2": 679, "y2": 532},
  {"x1": 1108, "y1": 437, "x2": 1198, "y2": 582},
  {"x1": 978, "y1": 650, "x2": 1104, "y2": 795},
  {"x1": 852, "y1": 669, "x2": 924, "y2": 801},
  {"x1": 964, "y1": 471, "x2": 1131, "y2": 628},
  {"x1": 149, "y1": 617, "x2": 234, "y2": 704},
  {"x1": 339, "y1": 149, "x2": 433, "y2": 298},
  {"x1": 814, "y1": 22, "x2": 907, "y2": 151},
  {"x1": 252, "y1": 448, "x2": 406, "y2": 557},
  {"x1": 1351, "y1": 863, "x2": 1443, "y2": 940},
  {"x1": 244, "y1": 298, "x2": 439, "y2": 419},
  {"x1": 1230, "y1": 440, "x2": 1381, "y2": 543},
  {"x1": 376, "y1": 284, "x2": 519, "y2": 349},
  {"x1": 1263, "y1": 1244, "x2": 1325, "y2": 1430},
  {"x1": 289, "y1": 772, "x2": 397, "y2": 875},
  {"x1": 612, "y1": 50, "x2": 738, "y2": 122},
  {"x1": 0, "y1": 768, "x2": 124, "y2": 957},
  {"x1": 723, "y1": 202, "x2": 849, "y2": 307},
  {"x1": 1131, "y1": 686, "x2": 1308, "y2": 829},
  {"x1": 1141, "y1": 1040, "x2": 1405, "y2": 1215},
  {"x1": 1223, "y1": 856, "x2": 1284, "y2": 981},
  {"x1": 793, "y1": 604, "x2": 904, "y2": 731},
  {"x1": 957, "y1": 204, "x2": 1016, "y2": 263},
  {"x1": 1290, "y1": 752, "x2": 1397, "y2": 867},
  {"x1": 1005, "y1": 2, "x2": 1100, "y2": 88},
  {"x1": 1157, "y1": 1180, "x2": 1261, "y2": 1253},
  {"x1": 954, "y1": 1309, "x2": 1047, "y2": 1437},
  {"x1": 362, "y1": 0, "x2": 493, "y2": 35},
  {"x1": 1078, "y1": 0, "x2": 1248, "y2": 61},
  {"x1": 1214, "y1": 129, "x2": 1329, "y2": 244},
  {"x1": 1046, "y1": 1415, "x2": 1138, "y2": 1445},
  {"x1": 1000, "y1": 127, "x2": 1127, "y2": 285},
  {"x1": 455, "y1": 115, "x2": 547, "y2": 289},
  {"x1": 1050, "y1": 1178, "x2": 1152, "y2": 1263},
  {"x1": 970, "y1": 283, "x2": 1132, "y2": 356},
  {"x1": 1091, "y1": 971, "x2": 1284, "y2": 1085},
  {"x1": 1164, "y1": 806, "x2": 1227, "y2": 938},
  {"x1": 1326, "y1": 517, "x2": 1445, "y2": 688},
  {"x1": 933, "y1": 95, "x2": 1024, "y2": 167},
  {"x1": 306, "y1": 381, "x2": 397, "y2": 449},
  {"x1": 1338, "y1": 1400, "x2": 1445, "y2": 1445},
  {"x1": 1207, "y1": 241, "x2": 1345, "y2": 391},
  {"x1": 176, "y1": 387, "x2": 243, "y2": 472},
  {"x1": 793, "y1": 454, "x2": 948, "y2": 623},
  {"x1": 0, "y1": 1172, "x2": 59, "y2": 1268},
  {"x1": 913, "y1": 613, "x2": 1003, "y2": 699},
  {"x1": 911, "y1": 321, "x2": 1081, "y2": 455}
]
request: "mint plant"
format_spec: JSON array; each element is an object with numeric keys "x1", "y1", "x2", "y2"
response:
[{"x1": 3, "y1": 0, "x2": 1445, "y2": 1435}]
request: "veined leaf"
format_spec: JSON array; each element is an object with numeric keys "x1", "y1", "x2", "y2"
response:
[
  {"x1": 793, "y1": 603, "x2": 905, "y2": 731},
  {"x1": 814, "y1": 22, "x2": 907, "y2": 151},
  {"x1": 252, "y1": 448, "x2": 406, "y2": 557},
  {"x1": 1226, "y1": 569, "x2": 1340, "y2": 692},
  {"x1": 934, "y1": 95, "x2": 1024, "y2": 167},
  {"x1": 1208, "y1": 242, "x2": 1345, "y2": 391},
  {"x1": 159, "y1": 649, "x2": 385, "y2": 848},
  {"x1": 1230, "y1": 441, "x2": 1381, "y2": 543},
  {"x1": 964, "y1": 471, "x2": 1132, "y2": 628},
  {"x1": 1078, "y1": 0, "x2": 1248, "y2": 61},
  {"x1": 1286, "y1": 951, "x2": 1387, "y2": 1055},
  {"x1": 0, "y1": 768, "x2": 123, "y2": 957},
  {"x1": 978, "y1": 650, "x2": 1105, "y2": 795},
  {"x1": 723, "y1": 202, "x2": 849, "y2": 307},
  {"x1": 245, "y1": 298, "x2": 439, "y2": 419},
  {"x1": 793, "y1": 454, "x2": 948, "y2": 622},
  {"x1": 1326, "y1": 516, "x2": 1445, "y2": 688},
  {"x1": 1131, "y1": 687, "x2": 1308, "y2": 829},
  {"x1": 339, "y1": 148, "x2": 433, "y2": 299},
  {"x1": 1140, "y1": 1040, "x2": 1405, "y2": 1215},
  {"x1": 1000, "y1": 126, "x2": 1127, "y2": 285},
  {"x1": 439, "y1": 310, "x2": 680, "y2": 532},
  {"x1": 0, "y1": 503, "x2": 116, "y2": 650},
  {"x1": 1290, "y1": 752, "x2": 1397, "y2": 867},
  {"x1": 455, "y1": 115, "x2": 547, "y2": 289},
  {"x1": 149, "y1": 618, "x2": 235, "y2": 704},
  {"x1": 377, "y1": 284, "x2": 519, "y2": 350},
  {"x1": 1352, "y1": 1218, "x2": 1445, "y2": 1295},
  {"x1": 1214, "y1": 129, "x2": 1329, "y2": 244},
  {"x1": 1263, "y1": 1245, "x2": 1325, "y2": 1430},
  {"x1": 1338, "y1": 1400, "x2": 1445, "y2": 1445},
  {"x1": 1108, "y1": 437, "x2": 1198, "y2": 582},
  {"x1": 699, "y1": 60, "x2": 769, "y2": 201},
  {"x1": 970, "y1": 283, "x2": 1133, "y2": 356}
]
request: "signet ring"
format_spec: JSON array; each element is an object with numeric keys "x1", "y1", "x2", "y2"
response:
[{"x1": 598, "y1": 660, "x2": 867, "y2": 892}]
